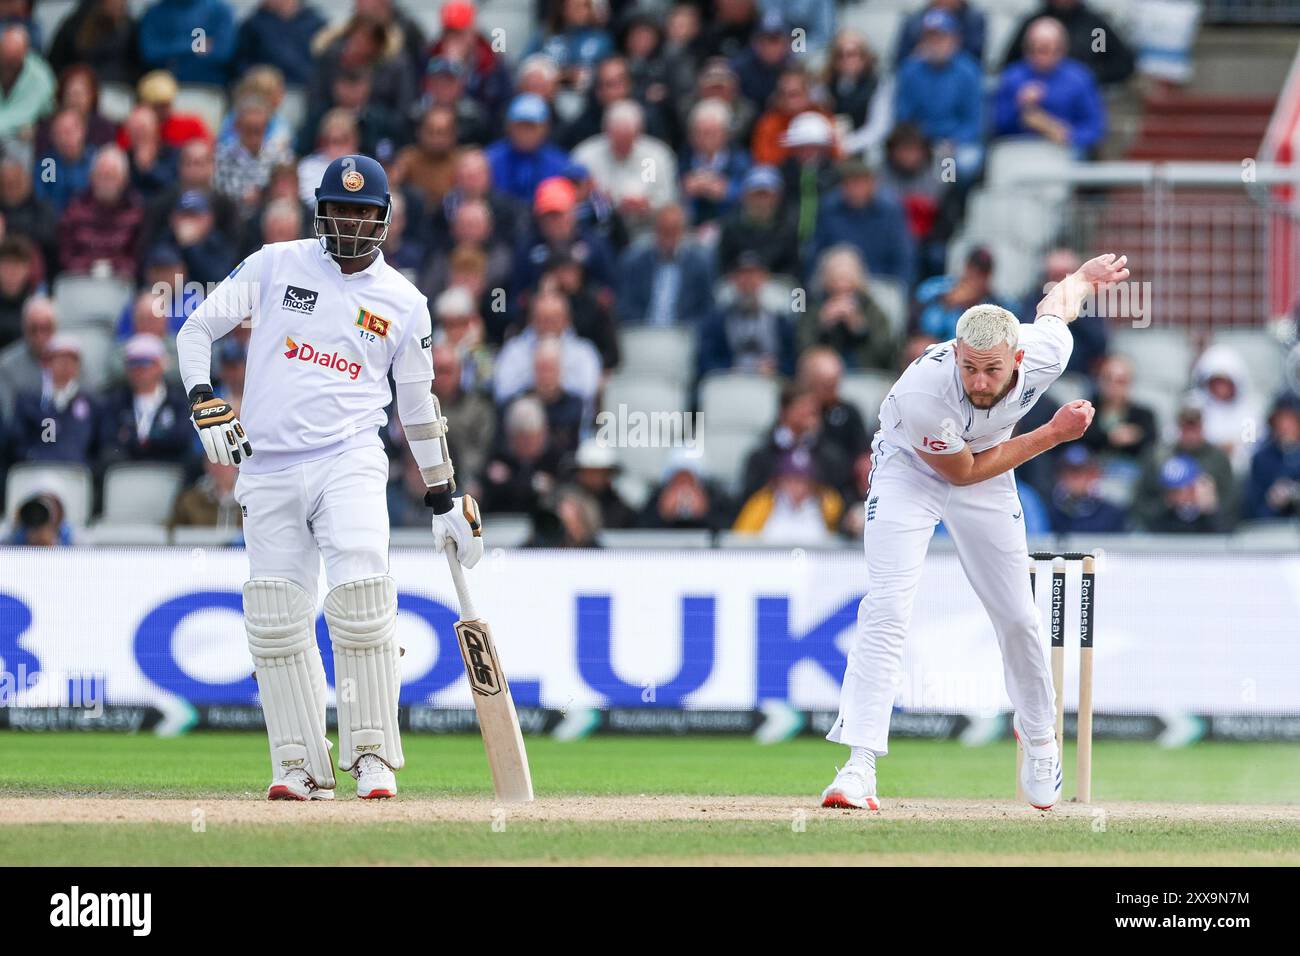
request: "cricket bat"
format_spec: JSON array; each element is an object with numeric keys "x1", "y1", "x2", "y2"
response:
[{"x1": 445, "y1": 545, "x2": 534, "y2": 802}]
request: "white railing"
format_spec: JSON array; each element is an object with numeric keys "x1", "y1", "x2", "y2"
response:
[{"x1": 1001, "y1": 159, "x2": 1300, "y2": 330}]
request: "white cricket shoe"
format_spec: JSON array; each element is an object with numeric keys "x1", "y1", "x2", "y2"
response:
[
  {"x1": 1014, "y1": 713, "x2": 1062, "y2": 810},
  {"x1": 352, "y1": 754, "x2": 397, "y2": 800},
  {"x1": 267, "y1": 768, "x2": 334, "y2": 801},
  {"x1": 820, "y1": 764, "x2": 880, "y2": 810}
]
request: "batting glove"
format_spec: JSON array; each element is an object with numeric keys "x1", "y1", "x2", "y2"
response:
[
  {"x1": 427, "y1": 489, "x2": 484, "y2": 568},
  {"x1": 189, "y1": 386, "x2": 253, "y2": 466}
]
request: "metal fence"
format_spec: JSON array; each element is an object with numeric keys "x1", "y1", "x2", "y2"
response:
[
  {"x1": 1204, "y1": 0, "x2": 1300, "y2": 24},
  {"x1": 1065, "y1": 186, "x2": 1273, "y2": 330},
  {"x1": 1005, "y1": 162, "x2": 1300, "y2": 333}
]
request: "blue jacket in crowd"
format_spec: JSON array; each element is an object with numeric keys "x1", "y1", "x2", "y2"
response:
[
  {"x1": 32, "y1": 149, "x2": 93, "y2": 214},
  {"x1": 916, "y1": 275, "x2": 1014, "y2": 341},
  {"x1": 1244, "y1": 438, "x2": 1300, "y2": 520},
  {"x1": 758, "y1": 0, "x2": 836, "y2": 54},
  {"x1": 11, "y1": 387, "x2": 99, "y2": 464},
  {"x1": 617, "y1": 239, "x2": 717, "y2": 327},
  {"x1": 529, "y1": 29, "x2": 614, "y2": 71},
  {"x1": 139, "y1": 0, "x2": 237, "y2": 86},
  {"x1": 696, "y1": 308, "x2": 797, "y2": 380},
  {"x1": 1047, "y1": 491, "x2": 1129, "y2": 535},
  {"x1": 98, "y1": 384, "x2": 194, "y2": 465},
  {"x1": 678, "y1": 146, "x2": 751, "y2": 224},
  {"x1": 233, "y1": 0, "x2": 327, "y2": 87},
  {"x1": 994, "y1": 58, "x2": 1106, "y2": 152},
  {"x1": 809, "y1": 188, "x2": 915, "y2": 285},
  {"x1": 894, "y1": 51, "x2": 984, "y2": 145},
  {"x1": 894, "y1": 2, "x2": 986, "y2": 65},
  {"x1": 485, "y1": 139, "x2": 572, "y2": 203}
]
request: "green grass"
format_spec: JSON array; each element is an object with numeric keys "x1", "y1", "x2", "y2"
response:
[
  {"x1": 2, "y1": 733, "x2": 1298, "y2": 865},
  {"x1": 4, "y1": 820, "x2": 1300, "y2": 866},
  {"x1": 1, "y1": 733, "x2": 1297, "y2": 803}
]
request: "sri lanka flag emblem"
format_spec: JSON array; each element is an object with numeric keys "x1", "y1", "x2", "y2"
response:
[
  {"x1": 284, "y1": 336, "x2": 299, "y2": 358},
  {"x1": 356, "y1": 308, "x2": 390, "y2": 337}
]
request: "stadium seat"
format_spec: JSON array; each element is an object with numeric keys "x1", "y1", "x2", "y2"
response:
[
  {"x1": 985, "y1": 140, "x2": 1075, "y2": 202},
  {"x1": 1110, "y1": 327, "x2": 1196, "y2": 393},
  {"x1": 63, "y1": 326, "x2": 116, "y2": 391},
  {"x1": 81, "y1": 524, "x2": 170, "y2": 546},
  {"x1": 612, "y1": 470, "x2": 651, "y2": 511},
  {"x1": 1130, "y1": 384, "x2": 1182, "y2": 440},
  {"x1": 97, "y1": 81, "x2": 135, "y2": 123},
  {"x1": 617, "y1": 326, "x2": 696, "y2": 387},
  {"x1": 868, "y1": 276, "x2": 909, "y2": 338},
  {"x1": 174, "y1": 84, "x2": 228, "y2": 136},
  {"x1": 53, "y1": 274, "x2": 133, "y2": 328},
  {"x1": 946, "y1": 236, "x2": 1039, "y2": 303},
  {"x1": 171, "y1": 526, "x2": 243, "y2": 547},
  {"x1": 699, "y1": 371, "x2": 780, "y2": 432},
  {"x1": 101, "y1": 463, "x2": 185, "y2": 526},
  {"x1": 839, "y1": 3, "x2": 908, "y2": 66},
  {"x1": 481, "y1": 513, "x2": 533, "y2": 549},
  {"x1": 983, "y1": 10, "x2": 1023, "y2": 71},
  {"x1": 597, "y1": 529, "x2": 714, "y2": 549},
  {"x1": 1229, "y1": 522, "x2": 1300, "y2": 550},
  {"x1": 4, "y1": 462, "x2": 93, "y2": 529},
  {"x1": 1045, "y1": 370, "x2": 1092, "y2": 404},
  {"x1": 31, "y1": 0, "x2": 75, "y2": 53},
  {"x1": 601, "y1": 373, "x2": 694, "y2": 485},
  {"x1": 964, "y1": 188, "x2": 1064, "y2": 253},
  {"x1": 393, "y1": 515, "x2": 534, "y2": 549},
  {"x1": 700, "y1": 425, "x2": 757, "y2": 495},
  {"x1": 609, "y1": 442, "x2": 684, "y2": 490},
  {"x1": 473, "y1": 0, "x2": 535, "y2": 64},
  {"x1": 225, "y1": 0, "x2": 265, "y2": 16},
  {"x1": 602, "y1": 371, "x2": 689, "y2": 415},
  {"x1": 1088, "y1": 0, "x2": 1139, "y2": 34},
  {"x1": 1209, "y1": 330, "x2": 1287, "y2": 400},
  {"x1": 714, "y1": 276, "x2": 795, "y2": 314},
  {"x1": 839, "y1": 370, "x2": 898, "y2": 428},
  {"x1": 716, "y1": 530, "x2": 855, "y2": 550},
  {"x1": 279, "y1": 87, "x2": 308, "y2": 137}
]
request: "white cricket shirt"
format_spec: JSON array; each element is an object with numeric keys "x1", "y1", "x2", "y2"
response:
[
  {"x1": 179, "y1": 239, "x2": 433, "y2": 474},
  {"x1": 872, "y1": 316, "x2": 1074, "y2": 478}
]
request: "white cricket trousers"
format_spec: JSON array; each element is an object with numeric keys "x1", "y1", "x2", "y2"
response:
[
  {"x1": 827, "y1": 451, "x2": 1056, "y2": 754},
  {"x1": 234, "y1": 444, "x2": 390, "y2": 601}
]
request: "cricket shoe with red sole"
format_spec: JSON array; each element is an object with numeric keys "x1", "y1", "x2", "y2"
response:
[
  {"x1": 1014, "y1": 713, "x2": 1062, "y2": 810},
  {"x1": 267, "y1": 768, "x2": 334, "y2": 801},
  {"x1": 352, "y1": 754, "x2": 397, "y2": 799},
  {"x1": 820, "y1": 764, "x2": 880, "y2": 810}
]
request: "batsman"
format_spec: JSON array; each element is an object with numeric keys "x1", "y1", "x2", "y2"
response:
[
  {"x1": 821, "y1": 253, "x2": 1130, "y2": 812},
  {"x1": 176, "y1": 154, "x2": 483, "y2": 800}
]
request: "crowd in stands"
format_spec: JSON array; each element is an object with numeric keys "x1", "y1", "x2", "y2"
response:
[{"x1": 0, "y1": 0, "x2": 1297, "y2": 547}]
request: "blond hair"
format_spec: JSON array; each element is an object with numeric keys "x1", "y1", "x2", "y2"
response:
[{"x1": 955, "y1": 304, "x2": 1019, "y2": 350}]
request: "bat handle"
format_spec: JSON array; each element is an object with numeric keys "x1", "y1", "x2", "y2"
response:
[{"x1": 444, "y1": 542, "x2": 479, "y2": 621}]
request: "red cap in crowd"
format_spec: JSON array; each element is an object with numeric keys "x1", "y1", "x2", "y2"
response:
[
  {"x1": 442, "y1": 1, "x2": 476, "y2": 31},
  {"x1": 534, "y1": 176, "x2": 577, "y2": 214}
]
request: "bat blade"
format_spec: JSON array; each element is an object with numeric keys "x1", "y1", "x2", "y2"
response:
[{"x1": 455, "y1": 617, "x2": 534, "y2": 803}]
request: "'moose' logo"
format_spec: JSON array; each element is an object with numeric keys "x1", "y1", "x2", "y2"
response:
[
  {"x1": 283, "y1": 337, "x2": 362, "y2": 380},
  {"x1": 282, "y1": 285, "x2": 318, "y2": 313}
]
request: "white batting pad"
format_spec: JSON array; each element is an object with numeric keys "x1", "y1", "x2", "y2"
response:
[
  {"x1": 325, "y1": 576, "x2": 405, "y2": 771},
  {"x1": 243, "y1": 578, "x2": 336, "y2": 789}
]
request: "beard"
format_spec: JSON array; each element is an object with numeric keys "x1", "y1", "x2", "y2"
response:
[{"x1": 966, "y1": 371, "x2": 1018, "y2": 409}]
